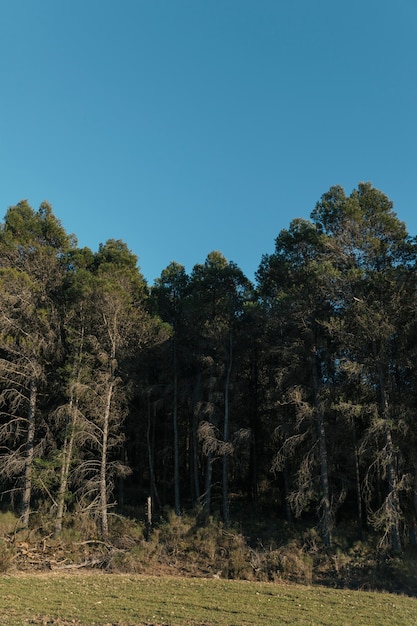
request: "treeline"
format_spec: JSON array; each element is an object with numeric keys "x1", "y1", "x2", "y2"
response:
[{"x1": 0, "y1": 182, "x2": 416, "y2": 552}]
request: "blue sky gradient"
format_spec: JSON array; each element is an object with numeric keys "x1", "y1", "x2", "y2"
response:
[{"x1": 1, "y1": 1, "x2": 416, "y2": 283}]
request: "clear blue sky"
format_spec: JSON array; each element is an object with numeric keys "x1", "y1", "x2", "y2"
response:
[{"x1": 1, "y1": 1, "x2": 416, "y2": 284}]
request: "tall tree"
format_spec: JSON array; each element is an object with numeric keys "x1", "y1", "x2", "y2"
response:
[
  {"x1": 311, "y1": 182, "x2": 415, "y2": 550},
  {"x1": 53, "y1": 262, "x2": 96, "y2": 535},
  {"x1": 152, "y1": 262, "x2": 189, "y2": 515},
  {"x1": 258, "y1": 218, "x2": 338, "y2": 547},
  {"x1": 189, "y1": 251, "x2": 252, "y2": 525},
  {"x1": 66, "y1": 239, "x2": 168, "y2": 537},
  {"x1": 0, "y1": 201, "x2": 74, "y2": 526},
  {"x1": 81, "y1": 241, "x2": 149, "y2": 536}
]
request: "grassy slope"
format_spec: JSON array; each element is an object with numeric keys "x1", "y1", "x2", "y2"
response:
[{"x1": 0, "y1": 573, "x2": 416, "y2": 626}]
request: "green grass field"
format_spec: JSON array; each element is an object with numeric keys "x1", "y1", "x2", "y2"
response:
[{"x1": 0, "y1": 573, "x2": 416, "y2": 626}]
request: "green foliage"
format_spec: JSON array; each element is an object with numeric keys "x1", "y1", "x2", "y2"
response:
[{"x1": 1, "y1": 184, "x2": 417, "y2": 560}]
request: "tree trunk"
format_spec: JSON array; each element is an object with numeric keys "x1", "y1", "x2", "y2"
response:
[
  {"x1": 191, "y1": 372, "x2": 201, "y2": 505},
  {"x1": 21, "y1": 379, "x2": 37, "y2": 527},
  {"x1": 248, "y1": 354, "x2": 259, "y2": 508},
  {"x1": 146, "y1": 392, "x2": 160, "y2": 510},
  {"x1": 283, "y1": 460, "x2": 292, "y2": 522},
  {"x1": 409, "y1": 476, "x2": 417, "y2": 546},
  {"x1": 54, "y1": 397, "x2": 77, "y2": 535},
  {"x1": 173, "y1": 337, "x2": 181, "y2": 515},
  {"x1": 55, "y1": 317, "x2": 86, "y2": 535},
  {"x1": 312, "y1": 351, "x2": 331, "y2": 548},
  {"x1": 377, "y1": 359, "x2": 401, "y2": 552},
  {"x1": 348, "y1": 418, "x2": 363, "y2": 540},
  {"x1": 384, "y1": 425, "x2": 401, "y2": 552},
  {"x1": 222, "y1": 330, "x2": 233, "y2": 527},
  {"x1": 353, "y1": 437, "x2": 363, "y2": 540},
  {"x1": 203, "y1": 451, "x2": 212, "y2": 521},
  {"x1": 100, "y1": 380, "x2": 114, "y2": 538}
]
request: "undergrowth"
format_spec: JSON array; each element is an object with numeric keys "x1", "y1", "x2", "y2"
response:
[{"x1": 0, "y1": 509, "x2": 416, "y2": 595}]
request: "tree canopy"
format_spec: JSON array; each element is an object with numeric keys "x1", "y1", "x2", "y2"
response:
[{"x1": 0, "y1": 186, "x2": 416, "y2": 553}]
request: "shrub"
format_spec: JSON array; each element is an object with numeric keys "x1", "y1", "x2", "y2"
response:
[
  {"x1": 0, "y1": 511, "x2": 19, "y2": 535},
  {"x1": 0, "y1": 539, "x2": 15, "y2": 572}
]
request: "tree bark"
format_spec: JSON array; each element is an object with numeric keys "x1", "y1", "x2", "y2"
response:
[
  {"x1": 312, "y1": 351, "x2": 331, "y2": 548},
  {"x1": 173, "y1": 337, "x2": 180, "y2": 515},
  {"x1": 203, "y1": 451, "x2": 212, "y2": 521},
  {"x1": 377, "y1": 359, "x2": 401, "y2": 552},
  {"x1": 191, "y1": 372, "x2": 201, "y2": 505},
  {"x1": 353, "y1": 435, "x2": 363, "y2": 540},
  {"x1": 146, "y1": 392, "x2": 160, "y2": 510},
  {"x1": 54, "y1": 397, "x2": 77, "y2": 535},
  {"x1": 55, "y1": 317, "x2": 86, "y2": 535},
  {"x1": 100, "y1": 379, "x2": 114, "y2": 538},
  {"x1": 21, "y1": 379, "x2": 37, "y2": 527},
  {"x1": 222, "y1": 330, "x2": 233, "y2": 527}
]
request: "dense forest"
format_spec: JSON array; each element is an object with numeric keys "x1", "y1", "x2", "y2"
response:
[{"x1": 1, "y1": 182, "x2": 416, "y2": 555}]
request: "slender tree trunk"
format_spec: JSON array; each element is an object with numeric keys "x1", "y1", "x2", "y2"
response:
[
  {"x1": 348, "y1": 418, "x2": 363, "y2": 540},
  {"x1": 409, "y1": 475, "x2": 417, "y2": 546},
  {"x1": 222, "y1": 330, "x2": 233, "y2": 527},
  {"x1": 353, "y1": 436, "x2": 363, "y2": 540},
  {"x1": 21, "y1": 379, "x2": 37, "y2": 527},
  {"x1": 54, "y1": 397, "x2": 77, "y2": 535},
  {"x1": 100, "y1": 379, "x2": 114, "y2": 538},
  {"x1": 248, "y1": 354, "x2": 259, "y2": 508},
  {"x1": 312, "y1": 351, "x2": 331, "y2": 548},
  {"x1": 384, "y1": 425, "x2": 401, "y2": 551},
  {"x1": 283, "y1": 460, "x2": 292, "y2": 523},
  {"x1": 146, "y1": 392, "x2": 160, "y2": 509},
  {"x1": 203, "y1": 451, "x2": 212, "y2": 521},
  {"x1": 191, "y1": 372, "x2": 201, "y2": 505},
  {"x1": 377, "y1": 359, "x2": 401, "y2": 552},
  {"x1": 173, "y1": 337, "x2": 180, "y2": 515},
  {"x1": 55, "y1": 317, "x2": 86, "y2": 535}
]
